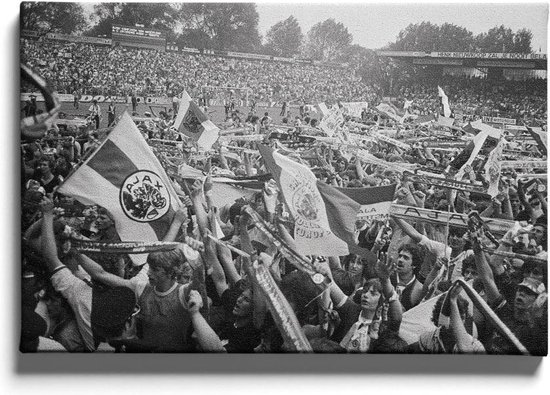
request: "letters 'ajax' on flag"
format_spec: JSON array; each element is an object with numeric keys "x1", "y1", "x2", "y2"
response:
[
  {"x1": 258, "y1": 144, "x2": 376, "y2": 261},
  {"x1": 437, "y1": 86, "x2": 452, "y2": 118},
  {"x1": 173, "y1": 91, "x2": 219, "y2": 151},
  {"x1": 58, "y1": 111, "x2": 182, "y2": 265}
]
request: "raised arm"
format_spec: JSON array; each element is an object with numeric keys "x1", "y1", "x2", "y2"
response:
[
  {"x1": 217, "y1": 145, "x2": 230, "y2": 170},
  {"x1": 203, "y1": 175, "x2": 216, "y2": 211},
  {"x1": 190, "y1": 179, "x2": 210, "y2": 237},
  {"x1": 204, "y1": 230, "x2": 229, "y2": 297},
  {"x1": 314, "y1": 258, "x2": 347, "y2": 308},
  {"x1": 449, "y1": 285, "x2": 485, "y2": 353},
  {"x1": 517, "y1": 180, "x2": 535, "y2": 219},
  {"x1": 420, "y1": 256, "x2": 445, "y2": 299},
  {"x1": 471, "y1": 237, "x2": 502, "y2": 305},
  {"x1": 391, "y1": 216, "x2": 423, "y2": 243},
  {"x1": 247, "y1": 255, "x2": 268, "y2": 330},
  {"x1": 376, "y1": 252, "x2": 403, "y2": 326},
  {"x1": 75, "y1": 253, "x2": 131, "y2": 289},
  {"x1": 39, "y1": 198, "x2": 65, "y2": 273},
  {"x1": 534, "y1": 186, "x2": 548, "y2": 215},
  {"x1": 210, "y1": 211, "x2": 241, "y2": 286},
  {"x1": 163, "y1": 208, "x2": 188, "y2": 242},
  {"x1": 186, "y1": 290, "x2": 226, "y2": 352},
  {"x1": 238, "y1": 210, "x2": 255, "y2": 255}
]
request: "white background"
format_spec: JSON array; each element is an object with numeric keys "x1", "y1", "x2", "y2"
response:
[{"x1": 3, "y1": 1, "x2": 549, "y2": 394}]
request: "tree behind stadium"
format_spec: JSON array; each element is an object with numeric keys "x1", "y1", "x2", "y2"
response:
[
  {"x1": 177, "y1": 3, "x2": 262, "y2": 53},
  {"x1": 386, "y1": 22, "x2": 532, "y2": 53},
  {"x1": 264, "y1": 16, "x2": 303, "y2": 57},
  {"x1": 21, "y1": 2, "x2": 88, "y2": 35}
]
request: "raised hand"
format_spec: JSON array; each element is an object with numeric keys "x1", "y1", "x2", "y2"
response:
[
  {"x1": 180, "y1": 195, "x2": 192, "y2": 207},
  {"x1": 174, "y1": 207, "x2": 188, "y2": 223},
  {"x1": 39, "y1": 197, "x2": 55, "y2": 215},
  {"x1": 204, "y1": 175, "x2": 213, "y2": 194},
  {"x1": 412, "y1": 190, "x2": 426, "y2": 208},
  {"x1": 186, "y1": 290, "x2": 203, "y2": 314},
  {"x1": 375, "y1": 252, "x2": 395, "y2": 280},
  {"x1": 190, "y1": 179, "x2": 203, "y2": 199},
  {"x1": 313, "y1": 258, "x2": 333, "y2": 281}
]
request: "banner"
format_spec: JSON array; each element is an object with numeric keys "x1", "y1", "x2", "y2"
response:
[
  {"x1": 371, "y1": 131, "x2": 411, "y2": 150},
  {"x1": 527, "y1": 125, "x2": 547, "y2": 155},
  {"x1": 376, "y1": 102, "x2": 404, "y2": 123},
  {"x1": 336, "y1": 184, "x2": 397, "y2": 220},
  {"x1": 405, "y1": 172, "x2": 488, "y2": 194},
  {"x1": 354, "y1": 149, "x2": 417, "y2": 173},
  {"x1": 55, "y1": 118, "x2": 89, "y2": 127},
  {"x1": 258, "y1": 144, "x2": 353, "y2": 256},
  {"x1": 250, "y1": 261, "x2": 313, "y2": 352},
  {"x1": 173, "y1": 91, "x2": 219, "y2": 150},
  {"x1": 341, "y1": 102, "x2": 368, "y2": 118},
  {"x1": 243, "y1": 206, "x2": 331, "y2": 290},
  {"x1": 58, "y1": 112, "x2": 183, "y2": 265},
  {"x1": 423, "y1": 140, "x2": 468, "y2": 149},
  {"x1": 317, "y1": 102, "x2": 330, "y2": 116},
  {"x1": 500, "y1": 161, "x2": 547, "y2": 169},
  {"x1": 218, "y1": 134, "x2": 265, "y2": 142},
  {"x1": 437, "y1": 115, "x2": 455, "y2": 128},
  {"x1": 482, "y1": 116, "x2": 517, "y2": 125},
  {"x1": 390, "y1": 204, "x2": 514, "y2": 236},
  {"x1": 484, "y1": 138, "x2": 505, "y2": 198},
  {"x1": 438, "y1": 86, "x2": 451, "y2": 118},
  {"x1": 319, "y1": 107, "x2": 344, "y2": 137},
  {"x1": 71, "y1": 239, "x2": 180, "y2": 254},
  {"x1": 399, "y1": 294, "x2": 442, "y2": 344}
]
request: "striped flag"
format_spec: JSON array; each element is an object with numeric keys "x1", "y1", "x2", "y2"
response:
[
  {"x1": 58, "y1": 112, "x2": 182, "y2": 265},
  {"x1": 173, "y1": 91, "x2": 219, "y2": 151},
  {"x1": 376, "y1": 102, "x2": 405, "y2": 123},
  {"x1": 258, "y1": 144, "x2": 363, "y2": 257},
  {"x1": 336, "y1": 184, "x2": 397, "y2": 221},
  {"x1": 527, "y1": 125, "x2": 547, "y2": 155}
]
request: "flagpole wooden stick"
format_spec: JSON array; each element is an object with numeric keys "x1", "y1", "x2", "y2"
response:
[{"x1": 205, "y1": 234, "x2": 251, "y2": 258}]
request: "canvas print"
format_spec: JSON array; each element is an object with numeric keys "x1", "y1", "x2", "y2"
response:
[{"x1": 20, "y1": 2, "x2": 547, "y2": 355}]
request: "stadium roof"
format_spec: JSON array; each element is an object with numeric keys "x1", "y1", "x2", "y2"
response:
[{"x1": 377, "y1": 51, "x2": 547, "y2": 70}]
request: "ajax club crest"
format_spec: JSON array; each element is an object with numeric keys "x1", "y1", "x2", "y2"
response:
[{"x1": 120, "y1": 170, "x2": 170, "y2": 222}]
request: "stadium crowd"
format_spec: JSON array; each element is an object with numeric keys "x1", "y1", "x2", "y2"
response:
[
  {"x1": 21, "y1": 38, "x2": 546, "y2": 125},
  {"x1": 20, "y1": 37, "x2": 548, "y2": 355},
  {"x1": 20, "y1": 38, "x2": 376, "y2": 106}
]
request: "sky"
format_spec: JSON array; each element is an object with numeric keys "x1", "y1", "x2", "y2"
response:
[{"x1": 255, "y1": 1, "x2": 548, "y2": 51}]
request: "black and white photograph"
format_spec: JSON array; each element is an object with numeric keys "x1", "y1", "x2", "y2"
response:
[
  {"x1": 14, "y1": 0, "x2": 549, "y2": 365},
  {"x1": 19, "y1": 2, "x2": 548, "y2": 356}
]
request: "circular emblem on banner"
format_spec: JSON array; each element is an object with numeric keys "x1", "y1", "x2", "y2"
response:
[
  {"x1": 120, "y1": 170, "x2": 170, "y2": 222},
  {"x1": 292, "y1": 186, "x2": 320, "y2": 222}
]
